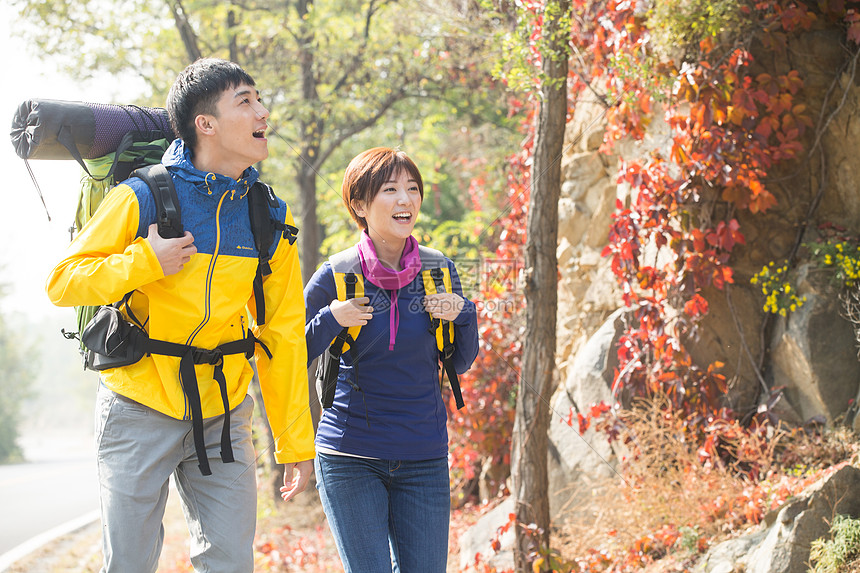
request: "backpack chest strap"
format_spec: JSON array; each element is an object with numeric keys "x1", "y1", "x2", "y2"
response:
[{"x1": 319, "y1": 247, "x2": 466, "y2": 411}]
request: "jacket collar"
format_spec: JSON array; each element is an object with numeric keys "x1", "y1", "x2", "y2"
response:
[{"x1": 162, "y1": 139, "x2": 260, "y2": 197}]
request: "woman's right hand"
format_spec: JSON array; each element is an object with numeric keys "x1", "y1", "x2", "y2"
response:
[{"x1": 330, "y1": 297, "x2": 374, "y2": 327}]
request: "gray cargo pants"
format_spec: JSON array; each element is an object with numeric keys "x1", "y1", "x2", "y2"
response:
[{"x1": 95, "y1": 384, "x2": 257, "y2": 573}]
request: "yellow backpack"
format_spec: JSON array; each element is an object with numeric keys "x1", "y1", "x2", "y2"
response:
[{"x1": 315, "y1": 245, "x2": 465, "y2": 410}]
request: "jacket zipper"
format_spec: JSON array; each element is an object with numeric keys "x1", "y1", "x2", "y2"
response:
[{"x1": 182, "y1": 189, "x2": 231, "y2": 419}]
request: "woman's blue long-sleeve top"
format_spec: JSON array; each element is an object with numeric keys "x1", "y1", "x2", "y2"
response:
[{"x1": 305, "y1": 256, "x2": 479, "y2": 460}]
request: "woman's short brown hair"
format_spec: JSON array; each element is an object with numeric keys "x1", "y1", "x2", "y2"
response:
[{"x1": 341, "y1": 147, "x2": 424, "y2": 229}]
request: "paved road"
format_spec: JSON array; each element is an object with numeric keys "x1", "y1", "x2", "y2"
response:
[{"x1": 0, "y1": 435, "x2": 99, "y2": 558}]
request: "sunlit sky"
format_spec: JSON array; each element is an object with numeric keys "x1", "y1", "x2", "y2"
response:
[{"x1": 0, "y1": 5, "x2": 142, "y2": 321}]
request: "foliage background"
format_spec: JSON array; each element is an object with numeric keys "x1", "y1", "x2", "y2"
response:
[{"x1": 6, "y1": 0, "x2": 860, "y2": 571}]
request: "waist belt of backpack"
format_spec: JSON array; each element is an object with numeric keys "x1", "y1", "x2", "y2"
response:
[
  {"x1": 145, "y1": 330, "x2": 271, "y2": 476},
  {"x1": 320, "y1": 272, "x2": 362, "y2": 409},
  {"x1": 427, "y1": 267, "x2": 465, "y2": 410}
]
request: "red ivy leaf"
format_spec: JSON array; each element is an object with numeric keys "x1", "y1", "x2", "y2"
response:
[{"x1": 684, "y1": 294, "x2": 709, "y2": 318}]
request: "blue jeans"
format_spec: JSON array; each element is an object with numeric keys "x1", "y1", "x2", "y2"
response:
[{"x1": 315, "y1": 452, "x2": 450, "y2": 573}]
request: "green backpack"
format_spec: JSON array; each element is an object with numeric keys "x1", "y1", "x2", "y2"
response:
[
  {"x1": 74, "y1": 136, "x2": 171, "y2": 233},
  {"x1": 69, "y1": 135, "x2": 173, "y2": 350}
]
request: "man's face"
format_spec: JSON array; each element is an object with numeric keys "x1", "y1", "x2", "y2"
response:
[{"x1": 203, "y1": 83, "x2": 270, "y2": 177}]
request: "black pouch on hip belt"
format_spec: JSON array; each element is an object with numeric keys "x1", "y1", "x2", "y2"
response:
[{"x1": 80, "y1": 299, "x2": 148, "y2": 371}]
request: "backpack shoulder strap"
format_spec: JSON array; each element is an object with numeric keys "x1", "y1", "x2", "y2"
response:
[
  {"x1": 418, "y1": 248, "x2": 465, "y2": 410},
  {"x1": 247, "y1": 181, "x2": 299, "y2": 326},
  {"x1": 329, "y1": 247, "x2": 365, "y2": 352},
  {"x1": 419, "y1": 247, "x2": 453, "y2": 298},
  {"x1": 318, "y1": 246, "x2": 365, "y2": 409},
  {"x1": 417, "y1": 245, "x2": 447, "y2": 270},
  {"x1": 329, "y1": 246, "x2": 362, "y2": 273},
  {"x1": 131, "y1": 164, "x2": 183, "y2": 239}
]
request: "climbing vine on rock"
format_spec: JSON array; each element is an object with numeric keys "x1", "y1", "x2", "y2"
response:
[
  {"x1": 450, "y1": 1, "x2": 860, "y2": 570},
  {"x1": 450, "y1": 0, "x2": 859, "y2": 528},
  {"x1": 575, "y1": 1, "x2": 860, "y2": 437}
]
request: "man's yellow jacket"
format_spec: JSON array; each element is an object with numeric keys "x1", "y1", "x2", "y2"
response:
[{"x1": 46, "y1": 140, "x2": 315, "y2": 465}]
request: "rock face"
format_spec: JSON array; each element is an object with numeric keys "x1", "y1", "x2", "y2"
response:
[
  {"x1": 458, "y1": 497, "x2": 516, "y2": 572},
  {"x1": 458, "y1": 16, "x2": 860, "y2": 572},
  {"x1": 695, "y1": 465, "x2": 860, "y2": 573},
  {"x1": 770, "y1": 264, "x2": 860, "y2": 426},
  {"x1": 547, "y1": 308, "x2": 626, "y2": 518},
  {"x1": 547, "y1": 19, "x2": 860, "y2": 520}
]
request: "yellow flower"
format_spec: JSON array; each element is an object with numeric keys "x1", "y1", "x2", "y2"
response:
[{"x1": 779, "y1": 308, "x2": 787, "y2": 317}]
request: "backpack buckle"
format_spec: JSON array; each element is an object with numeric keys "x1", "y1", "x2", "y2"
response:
[
  {"x1": 282, "y1": 224, "x2": 299, "y2": 245},
  {"x1": 192, "y1": 348, "x2": 223, "y2": 366}
]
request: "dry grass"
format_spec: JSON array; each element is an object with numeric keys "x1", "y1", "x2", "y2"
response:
[
  {"x1": 846, "y1": 556, "x2": 860, "y2": 573},
  {"x1": 554, "y1": 402, "x2": 742, "y2": 559},
  {"x1": 551, "y1": 396, "x2": 860, "y2": 569}
]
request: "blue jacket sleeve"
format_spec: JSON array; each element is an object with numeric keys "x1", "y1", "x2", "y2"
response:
[
  {"x1": 304, "y1": 262, "x2": 344, "y2": 367},
  {"x1": 448, "y1": 259, "x2": 479, "y2": 375}
]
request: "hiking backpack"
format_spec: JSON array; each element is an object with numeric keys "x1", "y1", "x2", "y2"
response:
[
  {"x1": 316, "y1": 245, "x2": 466, "y2": 411},
  {"x1": 10, "y1": 98, "x2": 296, "y2": 343},
  {"x1": 11, "y1": 99, "x2": 299, "y2": 475}
]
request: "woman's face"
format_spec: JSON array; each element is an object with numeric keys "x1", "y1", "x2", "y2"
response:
[{"x1": 354, "y1": 168, "x2": 422, "y2": 247}]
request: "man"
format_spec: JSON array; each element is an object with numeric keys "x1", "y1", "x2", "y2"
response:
[{"x1": 45, "y1": 58, "x2": 314, "y2": 573}]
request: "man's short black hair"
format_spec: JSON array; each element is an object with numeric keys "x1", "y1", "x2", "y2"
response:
[{"x1": 167, "y1": 58, "x2": 256, "y2": 150}]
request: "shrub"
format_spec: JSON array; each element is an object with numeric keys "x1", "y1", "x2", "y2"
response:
[
  {"x1": 553, "y1": 396, "x2": 858, "y2": 570},
  {"x1": 809, "y1": 514, "x2": 860, "y2": 573}
]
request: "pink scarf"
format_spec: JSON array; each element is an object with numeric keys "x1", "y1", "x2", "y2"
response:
[{"x1": 356, "y1": 231, "x2": 421, "y2": 350}]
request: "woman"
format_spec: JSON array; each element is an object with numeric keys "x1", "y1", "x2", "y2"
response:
[{"x1": 304, "y1": 147, "x2": 479, "y2": 572}]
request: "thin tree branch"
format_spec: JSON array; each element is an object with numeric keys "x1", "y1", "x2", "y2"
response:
[
  {"x1": 165, "y1": 0, "x2": 203, "y2": 63},
  {"x1": 314, "y1": 88, "x2": 405, "y2": 170},
  {"x1": 808, "y1": 44, "x2": 860, "y2": 159},
  {"x1": 725, "y1": 285, "x2": 769, "y2": 396},
  {"x1": 327, "y1": 0, "x2": 396, "y2": 96}
]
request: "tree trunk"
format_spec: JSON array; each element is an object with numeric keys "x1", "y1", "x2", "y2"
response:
[
  {"x1": 510, "y1": 1, "x2": 569, "y2": 571},
  {"x1": 298, "y1": 163, "x2": 320, "y2": 283},
  {"x1": 227, "y1": 9, "x2": 238, "y2": 63},
  {"x1": 297, "y1": 0, "x2": 322, "y2": 282}
]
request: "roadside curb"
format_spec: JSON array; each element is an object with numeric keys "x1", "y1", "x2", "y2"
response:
[{"x1": 0, "y1": 510, "x2": 100, "y2": 572}]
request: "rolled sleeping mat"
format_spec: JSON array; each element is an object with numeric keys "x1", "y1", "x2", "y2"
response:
[{"x1": 10, "y1": 99, "x2": 173, "y2": 162}]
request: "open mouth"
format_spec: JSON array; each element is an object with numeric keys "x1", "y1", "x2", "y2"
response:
[
  {"x1": 393, "y1": 212, "x2": 412, "y2": 222},
  {"x1": 253, "y1": 129, "x2": 266, "y2": 139}
]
